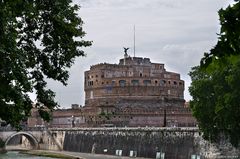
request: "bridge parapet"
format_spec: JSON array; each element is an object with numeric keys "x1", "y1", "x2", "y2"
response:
[{"x1": 0, "y1": 127, "x2": 46, "y2": 132}]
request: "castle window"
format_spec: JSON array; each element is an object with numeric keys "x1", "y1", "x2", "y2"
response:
[
  {"x1": 143, "y1": 80, "x2": 151, "y2": 86},
  {"x1": 174, "y1": 81, "x2": 177, "y2": 85},
  {"x1": 102, "y1": 82, "x2": 104, "y2": 85},
  {"x1": 101, "y1": 74, "x2": 104, "y2": 78},
  {"x1": 160, "y1": 80, "x2": 166, "y2": 86},
  {"x1": 96, "y1": 75, "x2": 98, "y2": 78},
  {"x1": 155, "y1": 80, "x2": 158, "y2": 84},
  {"x1": 131, "y1": 80, "x2": 139, "y2": 86},
  {"x1": 179, "y1": 82, "x2": 182, "y2": 85},
  {"x1": 112, "y1": 80, "x2": 115, "y2": 85},
  {"x1": 140, "y1": 73, "x2": 142, "y2": 77},
  {"x1": 88, "y1": 81, "x2": 94, "y2": 86},
  {"x1": 168, "y1": 81, "x2": 171, "y2": 84},
  {"x1": 119, "y1": 80, "x2": 126, "y2": 87}
]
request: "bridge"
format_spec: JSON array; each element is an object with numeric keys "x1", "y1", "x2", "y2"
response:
[{"x1": 0, "y1": 127, "x2": 63, "y2": 151}]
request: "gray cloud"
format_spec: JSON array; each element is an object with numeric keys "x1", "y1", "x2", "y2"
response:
[{"x1": 44, "y1": 0, "x2": 234, "y2": 108}]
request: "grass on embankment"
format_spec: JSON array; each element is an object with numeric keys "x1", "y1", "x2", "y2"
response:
[{"x1": 20, "y1": 150, "x2": 83, "y2": 159}]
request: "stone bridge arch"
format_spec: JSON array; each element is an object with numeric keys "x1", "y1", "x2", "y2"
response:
[{"x1": 5, "y1": 132, "x2": 38, "y2": 149}]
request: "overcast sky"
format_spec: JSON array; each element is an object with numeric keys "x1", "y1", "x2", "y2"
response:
[{"x1": 46, "y1": 0, "x2": 234, "y2": 108}]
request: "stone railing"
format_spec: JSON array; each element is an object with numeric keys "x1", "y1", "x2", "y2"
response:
[
  {"x1": 0, "y1": 126, "x2": 46, "y2": 132},
  {"x1": 49, "y1": 126, "x2": 199, "y2": 132}
]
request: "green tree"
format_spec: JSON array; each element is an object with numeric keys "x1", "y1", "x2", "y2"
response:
[
  {"x1": 189, "y1": 1, "x2": 240, "y2": 147},
  {"x1": 0, "y1": 0, "x2": 91, "y2": 128}
]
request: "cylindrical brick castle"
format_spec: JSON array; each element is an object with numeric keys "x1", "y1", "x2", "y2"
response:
[{"x1": 83, "y1": 53, "x2": 195, "y2": 127}]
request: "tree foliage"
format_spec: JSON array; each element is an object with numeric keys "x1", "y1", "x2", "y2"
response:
[
  {"x1": 0, "y1": 0, "x2": 91, "y2": 128},
  {"x1": 201, "y1": 1, "x2": 240, "y2": 67},
  {"x1": 189, "y1": 1, "x2": 240, "y2": 147}
]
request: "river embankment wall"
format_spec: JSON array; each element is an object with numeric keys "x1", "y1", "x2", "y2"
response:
[{"x1": 58, "y1": 127, "x2": 197, "y2": 158}]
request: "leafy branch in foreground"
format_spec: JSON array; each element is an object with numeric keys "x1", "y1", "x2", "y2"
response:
[{"x1": 0, "y1": 0, "x2": 91, "y2": 128}]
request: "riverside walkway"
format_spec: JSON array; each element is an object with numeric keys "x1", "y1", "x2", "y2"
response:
[{"x1": 27, "y1": 150, "x2": 152, "y2": 159}]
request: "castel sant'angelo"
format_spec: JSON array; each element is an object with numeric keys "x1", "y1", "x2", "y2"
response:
[
  {"x1": 28, "y1": 50, "x2": 196, "y2": 128},
  {"x1": 82, "y1": 50, "x2": 196, "y2": 127}
]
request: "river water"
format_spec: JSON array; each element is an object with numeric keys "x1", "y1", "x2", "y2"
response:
[{"x1": 0, "y1": 151, "x2": 58, "y2": 159}]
